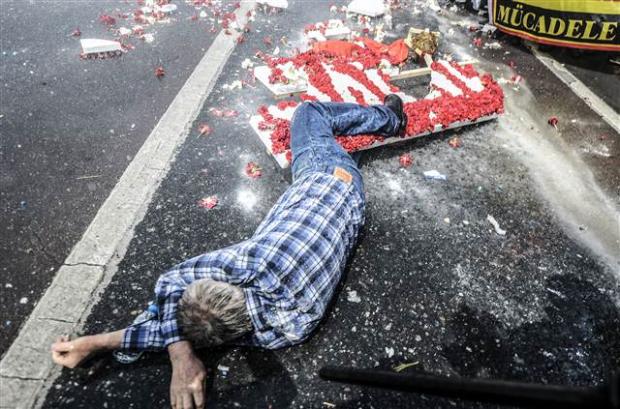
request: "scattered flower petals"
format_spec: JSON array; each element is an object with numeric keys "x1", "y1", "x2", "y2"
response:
[
  {"x1": 154, "y1": 66, "x2": 165, "y2": 78},
  {"x1": 99, "y1": 14, "x2": 117, "y2": 26},
  {"x1": 198, "y1": 195, "x2": 218, "y2": 209},
  {"x1": 448, "y1": 136, "x2": 462, "y2": 148},
  {"x1": 398, "y1": 153, "x2": 413, "y2": 168},
  {"x1": 198, "y1": 123, "x2": 212, "y2": 136},
  {"x1": 263, "y1": 35, "x2": 273, "y2": 46},
  {"x1": 245, "y1": 162, "x2": 262, "y2": 179},
  {"x1": 473, "y1": 37, "x2": 483, "y2": 47}
]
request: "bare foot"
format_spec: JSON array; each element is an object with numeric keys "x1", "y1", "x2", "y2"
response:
[{"x1": 51, "y1": 335, "x2": 97, "y2": 368}]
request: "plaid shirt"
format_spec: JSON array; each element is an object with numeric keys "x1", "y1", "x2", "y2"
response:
[{"x1": 122, "y1": 171, "x2": 365, "y2": 350}]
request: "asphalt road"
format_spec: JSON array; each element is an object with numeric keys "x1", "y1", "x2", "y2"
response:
[
  {"x1": 37, "y1": 1, "x2": 619, "y2": 408},
  {"x1": 0, "y1": 0, "x2": 233, "y2": 354}
]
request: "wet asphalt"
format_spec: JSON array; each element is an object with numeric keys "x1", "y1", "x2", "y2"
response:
[
  {"x1": 38, "y1": 1, "x2": 620, "y2": 408},
  {"x1": 0, "y1": 0, "x2": 231, "y2": 353}
]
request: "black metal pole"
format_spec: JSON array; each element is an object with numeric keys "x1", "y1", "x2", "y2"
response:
[{"x1": 319, "y1": 366, "x2": 613, "y2": 409}]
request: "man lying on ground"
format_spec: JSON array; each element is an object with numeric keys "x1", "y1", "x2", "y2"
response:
[{"x1": 51, "y1": 96, "x2": 407, "y2": 409}]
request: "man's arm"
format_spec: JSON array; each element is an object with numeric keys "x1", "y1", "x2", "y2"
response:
[
  {"x1": 168, "y1": 341, "x2": 206, "y2": 409},
  {"x1": 51, "y1": 330, "x2": 124, "y2": 368}
]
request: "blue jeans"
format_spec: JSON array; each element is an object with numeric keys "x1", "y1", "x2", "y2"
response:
[{"x1": 290, "y1": 102, "x2": 400, "y2": 200}]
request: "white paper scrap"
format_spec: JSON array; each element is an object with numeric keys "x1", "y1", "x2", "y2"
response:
[{"x1": 487, "y1": 215, "x2": 507, "y2": 235}]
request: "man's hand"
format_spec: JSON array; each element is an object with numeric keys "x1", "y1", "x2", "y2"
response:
[
  {"x1": 51, "y1": 335, "x2": 96, "y2": 368},
  {"x1": 168, "y1": 341, "x2": 206, "y2": 409},
  {"x1": 51, "y1": 330, "x2": 123, "y2": 369}
]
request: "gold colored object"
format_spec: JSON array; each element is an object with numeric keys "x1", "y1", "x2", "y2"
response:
[{"x1": 405, "y1": 28, "x2": 439, "y2": 56}]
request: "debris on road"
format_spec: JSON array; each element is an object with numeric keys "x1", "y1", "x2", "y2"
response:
[
  {"x1": 198, "y1": 195, "x2": 218, "y2": 209},
  {"x1": 257, "y1": 0, "x2": 289, "y2": 10},
  {"x1": 399, "y1": 153, "x2": 413, "y2": 168},
  {"x1": 405, "y1": 28, "x2": 439, "y2": 59},
  {"x1": 223, "y1": 80, "x2": 243, "y2": 91},
  {"x1": 70, "y1": 28, "x2": 81, "y2": 37},
  {"x1": 241, "y1": 58, "x2": 254, "y2": 69},
  {"x1": 209, "y1": 108, "x2": 238, "y2": 117},
  {"x1": 487, "y1": 215, "x2": 507, "y2": 235},
  {"x1": 548, "y1": 116, "x2": 559, "y2": 130},
  {"x1": 347, "y1": 290, "x2": 361, "y2": 303},
  {"x1": 393, "y1": 361, "x2": 419, "y2": 372},
  {"x1": 347, "y1": 0, "x2": 386, "y2": 17},
  {"x1": 160, "y1": 4, "x2": 178, "y2": 14},
  {"x1": 423, "y1": 170, "x2": 447, "y2": 180},
  {"x1": 80, "y1": 39, "x2": 123, "y2": 58},
  {"x1": 305, "y1": 20, "x2": 352, "y2": 42},
  {"x1": 99, "y1": 14, "x2": 117, "y2": 27},
  {"x1": 385, "y1": 346, "x2": 395, "y2": 358},
  {"x1": 484, "y1": 41, "x2": 502, "y2": 50},
  {"x1": 198, "y1": 123, "x2": 212, "y2": 136},
  {"x1": 448, "y1": 136, "x2": 462, "y2": 148},
  {"x1": 154, "y1": 66, "x2": 165, "y2": 78},
  {"x1": 245, "y1": 162, "x2": 262, "y2": 179},
  {"x1": 481, "y1": 24, "x2": 497, "y2": 35}
]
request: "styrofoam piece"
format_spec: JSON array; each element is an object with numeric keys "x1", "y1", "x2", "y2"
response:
[
  {"x1": 160, "y1": 4, "x2": 177, "y2": 13},
  {"x1": 250, "y1": 113, "x2": 498, "y2": 169},
  {"x1": 254, "y1": 66, "x2": 307, "y2": 99},
  {"x1": 306, "y1": 27, "x2": 352, "y2": 42},
  {"x1": 80, "y1": 39, "x2": 122, "y2": 54},
  {"x1": 256, "y1": 0, "x2": 289, "y2": 9},
  {"x1": 347, "y1": 0, "x2": 386, "y2": 17}
]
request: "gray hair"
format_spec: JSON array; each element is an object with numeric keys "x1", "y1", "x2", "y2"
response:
[{"x1": 178, "y1": 279, "x2": 252, "y2": 347}]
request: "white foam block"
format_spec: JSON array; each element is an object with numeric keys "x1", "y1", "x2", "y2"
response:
[
  {"x1": 347, "y1": 0, "x2": 386, "y2": 17},
  {"x1": 80, "y1": 39, "x2": 122, "y2": 54}
]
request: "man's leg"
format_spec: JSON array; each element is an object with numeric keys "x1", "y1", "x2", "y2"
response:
[{"x1": 290, "y1": 101, "x2": 401, "y2": 194}]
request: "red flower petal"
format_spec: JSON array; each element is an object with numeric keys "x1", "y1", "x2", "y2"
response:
[
  {"x1": 399, "y1": 153, "x2": 413, "y2": 168},
  {"x1": 198, "y1": 123, "x2": 212, "y2": 136}
]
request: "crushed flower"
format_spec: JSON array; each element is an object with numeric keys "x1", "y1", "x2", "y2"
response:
[
  {"x1": 448, "y1": 136, "x2": 462, "y2": 148},
  {"x1": 198, "y1": 123, "x2": 212, "y2": 136},
  {"x1": 245, "y1": 162, "x2": 262, "y2": 179},
  {"x1": 399, "y1": 153, "x2": 413, "y2": 168},
  {"x1": 198, "y1": 195, "x2": 218, "y2": 209},
  {"x1": 155, "y1": 66, "x2": 165, "y2": 78},
  {"x1": 548, "y1": 116, "x2": 559, "y2": 130},
  {"x1": 99, "y1": 14, "x2": 117, "y2": 26}
]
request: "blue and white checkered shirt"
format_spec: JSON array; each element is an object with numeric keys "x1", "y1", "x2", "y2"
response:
[{"x1": 122, "y1": 171, "x2": 365, "y2": 350}]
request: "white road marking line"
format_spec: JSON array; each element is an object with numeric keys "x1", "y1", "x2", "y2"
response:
[
  {"x1": 529, "y1": 44, "x2": 620, "y2": 135},
  {"x1": 0, "y1": 2, "x2": 256, "y2": 408}
]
